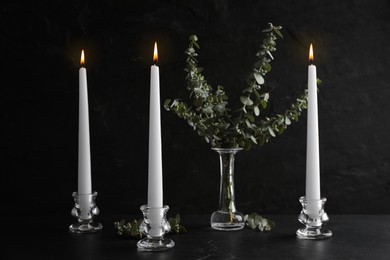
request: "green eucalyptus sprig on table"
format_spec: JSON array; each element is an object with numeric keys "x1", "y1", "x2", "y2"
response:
[
  {"x1": 114, "y1": 213, "x2": 274, "y2": 238},
  {"x1": 165, "y1": 23, "x2": 319, "y2": 150},
  {"x1": 114, "y1": 214, "x2": 187, "y2": 239},
  {"x1": 244, "y1": 213, "x2": 275, "y2": 232},
  {"x1": 168, "y1": 213, "x2": 188, "y2": 234},
  {"x1": 114, "y1": 218, "x2": 143, "y2": 239}
]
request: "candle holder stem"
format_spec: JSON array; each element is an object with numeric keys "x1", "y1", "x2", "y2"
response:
[
  {"x1": 296, "y1": 196, "x2": 332, "y2": 240},
  {"x1": 137, "y1": 205, "x2": 175, "y2": 251},
  {"x1": 69, "y1": 192, "x2": 102, "y2": 233}
]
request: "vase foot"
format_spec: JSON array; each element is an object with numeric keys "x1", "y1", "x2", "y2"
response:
[{"x1": 211, "y1": 210, "x2": 245, "y2": 231}]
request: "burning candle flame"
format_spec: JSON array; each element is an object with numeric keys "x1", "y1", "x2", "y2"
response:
[
  {"x1": 309, "y1": 44, "x2": 314, "y2": 63},
  {"x1": 153, "y1": 42, "x2": 158, "y2": 64},
  {"x1": 80, "y1": 49, "x2": 85, "y2": 66}
]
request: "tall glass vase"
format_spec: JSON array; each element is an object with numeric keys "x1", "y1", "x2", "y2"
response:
[{"x1": 210, "y1": 148, "x2": 245, "y2": 231}]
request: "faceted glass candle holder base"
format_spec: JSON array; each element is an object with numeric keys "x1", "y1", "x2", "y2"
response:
[
  {"x1": 69, "y1": 192, "x2": 102, "y2": 233},
  {"x1": 296, "y1": 196, "x2": 332, "y2": 240},
  {"x1": 69, "y1": 221, "x2": 103, "y2": 233},
  {"x1": 137, "y1": 205, "x2": 175, "y2": 251},
  {"x1": 211, "y1": 210, "x2": 245, "y2": 231},
  {"x1": 137, "y1": 237, "x2": 175, "y2": 252},
  {"x1": 296, "y1": 226, "x2": 333, "y2": 240}
]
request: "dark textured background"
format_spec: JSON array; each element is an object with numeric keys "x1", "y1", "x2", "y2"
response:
[{"x1": 2, "y1": 0, "x2": 390, "y2": 216}]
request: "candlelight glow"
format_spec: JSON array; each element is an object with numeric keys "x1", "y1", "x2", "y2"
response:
[
  {"x1": 309, "y1": 44, "x2": 314, "y2": 63},
  {"x1": 153, "y1": 42, "x2": 158, "y2": 63},
  {"x1": 80, "y1": 49, "x2": 85, "y2": 66}
]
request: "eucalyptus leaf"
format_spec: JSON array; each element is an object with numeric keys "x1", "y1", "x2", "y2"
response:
[
  {"x1": 261, "y1": 100, "x2": 267, "y2": 109},
  {"x1": 274, "y1": 28, "x2": 283, "y2": 38},
  {"x1": 202, "y1": 106, "x2": 213, "y2": 114},
  {"x1": 254, "y1": 106, "x2": 260, "y2": 116},
  {"x1": 242, "y1": 106, "x2": 247, "y2": 113},
  {"x1": 278, "y1": 125, "x2": 285, "y2": 134},
  {"x1": 250, "y1": 135, "x2": 258, "y2": 144},
  {"x1": 254, "y1": 72, "x2": 265, "y2": 85},
  {"x1": 189, "y1": 35, "x2": 198, "y2": 41},
  {"x1": 164, "y1": 99, "x2": 171, "y2": 107},
  {"x1": 246, "y1": 114, "x2": 255, "y2": 122},
  {"x1": 240, "y1": 96, "x2": 254, "y2": 106},
  {"x1": 253, "y1": 89, "x2": 261, "y2": 98},
  {"x1": 266, "y1": 50, "x2": 274, "y2": 60},
  {"x1": 268, "y1": 127, "x2": 276, "y2": 137},
  {"x1": 263, "y1": 62, "x2": 271, "y2": 72},
  {"x1": 263, "y1": 93, "x2": 270, "y2": 102}
]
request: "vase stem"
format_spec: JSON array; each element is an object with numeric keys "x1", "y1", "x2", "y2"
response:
[
  {"x1": 218, "y1": 150, "x2": 236, "y2": 218},
  {"x1": 211, "y1": 148, "x2": 245, "y2": 231}
]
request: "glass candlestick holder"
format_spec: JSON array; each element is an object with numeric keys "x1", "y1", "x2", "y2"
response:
[
  {"x1": 69, "y1": 191, "x2": 103, "y2": 233},
  {"x1": 296, "y1": 196, "x2": 332, "y2": 240},
  {"x1": 137, "y1": 204, "x2": 175, "y2": 251}
]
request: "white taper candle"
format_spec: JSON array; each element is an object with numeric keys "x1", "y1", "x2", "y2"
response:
[
  {"x1": 78, "y1": 49, "x2": 92, "y2": 195},
  {"x1": 305, "y1": 44, "x2": 321, "y2": 201},
  {"x1": 148, "y1": 42, "x2": 163, "y2": 208}
]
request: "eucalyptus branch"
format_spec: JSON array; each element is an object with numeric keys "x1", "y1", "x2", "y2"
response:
[
  {"x1": 244, "y1": 213, "x2": 275, "y2": 232},
  {"x1": 238, "y1": 23, "x2": 282, "y2": 119},
  {"x1": 114, "y1": 214, "x2": 187, "y2": 239},
  {"x1": 165, "y1": 22, "x2": 318, "y2": 151}
]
